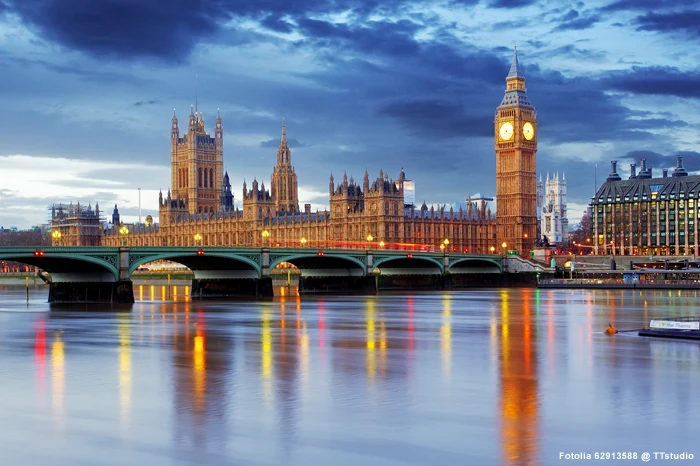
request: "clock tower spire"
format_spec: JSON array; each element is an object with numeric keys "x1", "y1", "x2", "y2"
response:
[{"x1": 495, "y1": 46, "x2": 537, "y2": 255}]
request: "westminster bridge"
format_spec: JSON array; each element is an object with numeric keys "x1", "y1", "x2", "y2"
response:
[{"x1": 0, "y1": 246, "x2": 546, "y2": 303}]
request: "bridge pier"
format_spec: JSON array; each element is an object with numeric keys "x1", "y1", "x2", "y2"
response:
[
  {"x1": 298, "y1": 276, "x2": 377, "y2": 295},
  {"x1": 191, "y1": 277, "x2": 274, "y2": 299},
  {"x1": 48, "y1": 280, "x2": 134, "y2": 304}
]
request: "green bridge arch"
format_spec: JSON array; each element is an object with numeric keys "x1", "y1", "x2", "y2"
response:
[
  {"x1": 128, "y1": 251, "x2": 263, "y2": 276},
  {"x1": 372, "y1": 255, "x2": 445, "y2": 273},
  {"x1": 0, "y1": 251, "x2": 120, "y2": 281},
  {"x1": 448, "y1": 257, "x2": 502, "y2": 273},
  {"x1": 269, "y1": 253, "x2": 367, "y2": 273}
]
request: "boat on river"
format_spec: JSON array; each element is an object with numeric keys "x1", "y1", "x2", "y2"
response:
[{"x1": 638, "y1": 317, "x2": 700, "y2": 340}]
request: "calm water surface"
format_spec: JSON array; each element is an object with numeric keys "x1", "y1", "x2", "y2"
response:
[{"x1": 0, "y1": 285, "x2": 699, "y2": 465}]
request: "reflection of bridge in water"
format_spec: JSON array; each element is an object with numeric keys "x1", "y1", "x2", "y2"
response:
[{"x1": 0, "y1": 246, "x2": 543, "y2": 303}]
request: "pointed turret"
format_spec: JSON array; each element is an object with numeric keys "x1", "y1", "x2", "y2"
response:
[
  {"x1": 112, "y1": 204, "x2": 120, "y2": 225},
  {"x1": 215, "y1": 108, "x2": 223, "y2": 140},
  {"x1": 363, "y1": 169, "x2": 370, "y2": 192},
  {"x1": 188, "y1": 105, "x2": 196, "y2": 132},
  {"x1": 507, "y1": 45, "x2": 523, "y2": 79},
  {"x1": 500, "y1": 45, "x2": 531, "y2": 107}
]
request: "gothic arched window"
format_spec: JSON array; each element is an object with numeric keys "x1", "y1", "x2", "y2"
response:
[
  {"x1": 198, "y1": 168, "x2": 202, "y2": 188},
  {"x1": 210, "y1": 169, "x2": 214, "y2": 188},
  {"x1": 203, "y1": 168, "x2": 208, "y2": 188}
]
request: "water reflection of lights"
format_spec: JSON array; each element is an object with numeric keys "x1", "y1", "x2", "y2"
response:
[
  {"x1": 261, "y1": 307, "x2": 273, "y2": 405},
  {"x1": 35, "y1": 319, "x2": 47, "y2": 394},
  {"x1": 501, "y1": 290, "x2": 509, "y2": 364},
  {"x1": 118, "y1": 313, "x2": 132, "y2": 425},
  {"x1": 366, "y1": 300, "x2": 376, "y2": 380},
  {"x1": 441, "y1": 295, "x2": 452, "y2": 378},
  {"x1": 193, "y1": 313, "x2": 206, "y2": 414},
  {"x1": 407, "y1": 296, "x2": 415, "y2": 351},
  {"x1": 51, "y1": 331, "x2": 65, "y2": 426},
  {"x1": 499, "y1": 290, "x2": 540, "y2": 466},
  {"x1": 300, "y1": 320, "x2": 310, "y2": 398}
]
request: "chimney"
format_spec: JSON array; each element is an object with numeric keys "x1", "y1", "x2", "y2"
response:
[
  {"x1": 673, "y1": 155, "x2": 688, "y2": 177},
  {"x1": 663, "y1": 169, "x2": 668, "y2": 178},
  {"x1": 630, "y1": 163, "x2": 636, "y2": 179},
  {"x1": 305, "y1": 203, "x2": 311, "y2": 214},
  {"x1": 648, "y1": 168, "x2": 653, "y2": 178},
  {"x1": 607, "y1": 160, "x2": 622, "y2": 182},
  {"x1": 638, "y1": 158, "x2": 651, "y2": 179}
]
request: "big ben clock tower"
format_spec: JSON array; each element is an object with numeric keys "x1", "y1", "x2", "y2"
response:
[{"x1": 495, "y1": 47, "x2": 537, "y2": 255}]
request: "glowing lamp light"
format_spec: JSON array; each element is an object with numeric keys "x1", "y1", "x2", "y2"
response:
[
  {"x1": 317, "y1": 251, "x2": 324, "y2": 256},
  {"x1": 407, "y1": 254, "x2": 413, "y2": 258},
  {"x1": 197, "y1": 249, "x2": 205, "y2": 256},
  {"x1": 34, "y1": 250, "x2": 45, "y2": 257}
]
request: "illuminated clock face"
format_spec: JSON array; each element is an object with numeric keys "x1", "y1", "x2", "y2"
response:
[
  {"x1": 523, "y1": 122, "x2": 535, "y2": 140},
  {"x1": 499, "y1": 122, "x2": 514, "y2": 141}
]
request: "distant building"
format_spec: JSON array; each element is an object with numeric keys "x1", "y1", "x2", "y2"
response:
[
  {"x1": 537, "y1": 172, "x2": 568, "y2": 245},
  {"x1": 591, "y1": 156, "x2": 697, "y2": 255},
  {"x1": 50, "y1": 202, "x2": 103, "y2": 246}
]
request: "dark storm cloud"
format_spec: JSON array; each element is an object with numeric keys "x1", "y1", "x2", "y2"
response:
[
  {"x1": 260, "y1": 138, "x2": 305, "y2": 148},
  {"x1": 260, "y1": 15, "x2": 294, "y2": 34},
  {"x1": 557, "y1": 9, "x2": 579, "y2": 21},
  {"x1": 133, "y1": 98, "x2": 161, "y2": 107},
  {"x1": 488, "y1": 0, "x2": 538, "y2": 8},
  {"x1": 296, "y1": 18, "x2": 421, "y2": 56},
  {"x1": 605, "y1": 66, "x2": 700, "y2": 98},
  {"x1": 378, "y1": 99, "x2": 492, "y2": 138},
  {"x1": 4, "y1": 0, "x2": 415, "y2": 62},
  {"x1": 601, "y1": 0, "x2": 699, "y2": 11},
  {"x1": 491, "y1": 18, "x2": 533, "y2": 30},
  {"x1": 0, "y1": 55, "x2": 148, "y2": 85},
  {"x1": 635, "y1": 10, "x2": 700, "y2": 39},
  {"x1": 552, "y1": 14, "x2": 601, "y2": 31},
  {"x1": 621, "y1": 150, "x2": 700, "y2": 173},
  {"x1": 539, "y1": 44, "x2": 606, "y2": 61}
]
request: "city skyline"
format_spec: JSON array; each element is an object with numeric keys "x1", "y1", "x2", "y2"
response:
[{"x1": 1, "y1": 0, "x2": 699, "y2": 228}]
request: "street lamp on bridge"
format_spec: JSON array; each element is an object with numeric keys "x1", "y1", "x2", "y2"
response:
[
  {"x1": 490, "y1": 245, "x2": 496, "y2": 254},
  {"x1": 119, "y1": 226, "x2": 129, "y2": 246},
  {"x1": 301, "y1": 237, "x2": 307, "y2": 247},
  {"x1": 52, "y1": 230, "x2": 61, "y2": 246},
  {"x1": 262, "y1": 230, "x2": 270, "y2": 248},
  {"x1": 194, "y1": 233, "x2": 203, "y2": 247}
]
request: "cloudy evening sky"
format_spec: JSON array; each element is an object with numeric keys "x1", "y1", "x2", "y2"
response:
[{"x1": 1, "y1": 0, "x2": 699, "y2": 228}]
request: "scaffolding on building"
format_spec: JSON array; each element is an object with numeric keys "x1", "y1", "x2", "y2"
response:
[{"x1": 49, "y1": 202, "x2": 104, "y2": 246}]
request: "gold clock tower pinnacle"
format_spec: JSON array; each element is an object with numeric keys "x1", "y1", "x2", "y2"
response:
[{"x1": 495, "y1": 46, "x2": 537, "y2": 254}]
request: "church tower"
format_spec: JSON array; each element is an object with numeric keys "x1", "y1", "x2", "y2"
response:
[
  {"x1": 170, "y1": 107, "x2": 224, "y2": 216},
  {"x1": 270, "y1": 120, "x2": 299, "y2": 213},
  {"x1": 495, "y1": 47, "x2": 537, "y2": 254}
]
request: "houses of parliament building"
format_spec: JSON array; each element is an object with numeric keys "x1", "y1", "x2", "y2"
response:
[{"x1": 51, "y1": 49, "x2": 538, "y2": 255}]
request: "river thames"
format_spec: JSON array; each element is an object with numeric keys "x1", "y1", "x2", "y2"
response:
[{"x1": 0, "y1": 284, "x2": 698, "y2": 465}]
